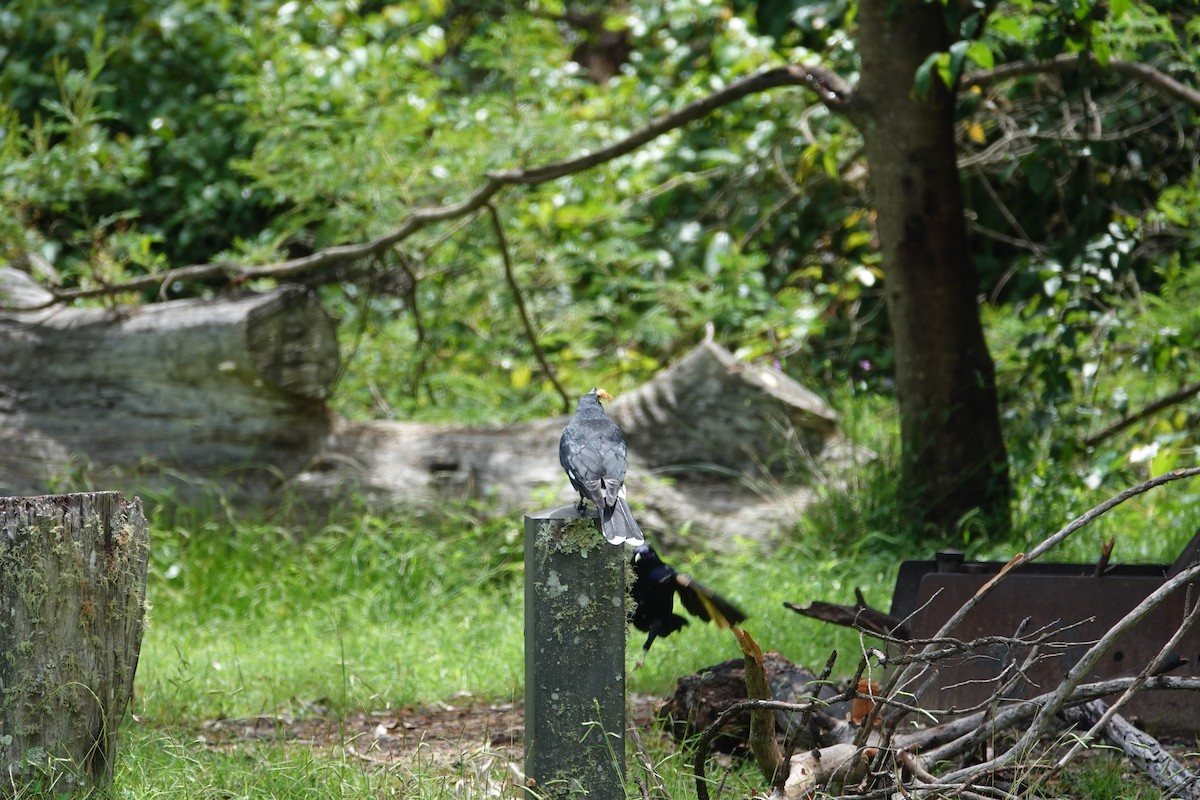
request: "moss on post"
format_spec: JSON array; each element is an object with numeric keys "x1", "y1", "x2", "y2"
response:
[
  {"x1": 524, "y1": 505, "x2": 626, "y2": 799},
  {"x1": 0, "y1": 492, "x2": 149, "y2": 793}
]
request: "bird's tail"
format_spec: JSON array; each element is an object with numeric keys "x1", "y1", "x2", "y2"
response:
[
  {"x1": 677, "y1": 576, "x2": 749, "y2": 629},
  {"x1": 601, "y1": 494, "x2": 644, "y2": 546}
]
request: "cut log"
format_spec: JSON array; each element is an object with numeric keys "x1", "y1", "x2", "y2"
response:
[
  {"x1": 0, "y1": 271, "x2": 858, "y2": 542},
  {"x1": 610, "y1": 338, "x2": 839, "y2": 476},
  {"x1": 0, "y1": 275, "x2": 336, "y2": 500},
  {"x1": 0, "y1": 492, "x2": 149, "y2": 792},
  {"x1": 292, "y1": 340, "x2": 853, "y2": 545}
]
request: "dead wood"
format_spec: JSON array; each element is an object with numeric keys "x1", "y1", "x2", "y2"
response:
[
  {"x1": 0, "y1": 278, "x2": 337, "y2": 501},
  {"x1": 781, "y1": 743, "x2": 869, "y2": 799},
  {"x1": 784, "y1": 587, "x2": 909, "y2": 639},
  {"x1": 731, "y1": 471, "x2": 1200, "y2": 799},
  {"x1": 1061, "y1": 699, "x2": 1200, "y2": 800},
  {"x1": 0, "y1": 492, "x2": 148, "y2": 792},
  {"x1": 660, "y1": 652, "x2": 850, "y2": 754},
  {"x1": 734, "y1": 629, "x2": 785, "y2": 782},
  {"x1": 0, "y1": 269, "x2": 850, "y2": 543}
]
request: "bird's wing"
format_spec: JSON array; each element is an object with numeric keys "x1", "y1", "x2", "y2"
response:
[{"x1": 676, "y1": 574, "x2": 748, "y2": 628}]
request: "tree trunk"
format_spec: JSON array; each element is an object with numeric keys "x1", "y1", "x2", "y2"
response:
[
  {"x1": 0, "y1": 492, "x2": 149, "y2": 792},
  {"x1": 855, "y1": 0, "x2": 1013, "y2": 537}
]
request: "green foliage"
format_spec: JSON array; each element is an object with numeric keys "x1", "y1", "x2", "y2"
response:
[
  {"x1": 1054, "y1": 752, "x2": 1160, "y2": 800},
  {"x1": 0, "y1": 0, "x2": 272, "y2": 280}
]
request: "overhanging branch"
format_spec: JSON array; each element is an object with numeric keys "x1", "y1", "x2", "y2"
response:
[
  {"x1": 965, "y1": 52, "x2": 1200, "y2": 112},
  {"x1": 5, "y1": 64, "x2": 851, "y2": 312}
]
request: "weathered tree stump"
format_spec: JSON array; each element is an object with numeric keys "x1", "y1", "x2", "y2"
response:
[
  {"x1": 524, "y1": 506, "x2": 626, "y2": 800},
  {"x1": 659, "y1": 653, "x2": 852, "y2": 753},
  {"x1": 0, "y1": 492, "x2": 149, "y2": 793}
]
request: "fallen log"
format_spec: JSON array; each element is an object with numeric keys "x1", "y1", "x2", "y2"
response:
[
  {"x1": 0, "y1": 269, "x2": 854, "y2": 541},
  {"x1": 1060, "y1": 699, "x2": 1200, "y2": 800},
  {"x1": 0, "y1": 269, "x2": 336, "y2": 501}
]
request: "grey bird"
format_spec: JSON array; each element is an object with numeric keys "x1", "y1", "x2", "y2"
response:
[{"x1": 559, "y1": 388, "x2": 644, "y2": 546}]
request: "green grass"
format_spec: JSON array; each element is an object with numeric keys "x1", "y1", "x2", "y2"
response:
[
  {"x1": 17, "y1": 303, "x2": 1200, "y2": 797},
  {"x1": 139, "y1": 508, "x2": 528, "y2": 723}
]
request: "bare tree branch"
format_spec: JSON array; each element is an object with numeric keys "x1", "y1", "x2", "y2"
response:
[
  {"x1": 483, "y1": 203, "x2": 570, "y2": 413},
  {"x1": 964, "y1": 52, "x2": 1200, "y2": 112},
  {"x1": 1035, "y1": 586, "x2": 1200, "y2": 791},
  {"x1": 2, "y1": 65, "x2": 852, "y2": 312},
  {"x1": 1084, "y1": 381, "x2": 1200, "y2": 448},
  {"x1": 935, "y1": 561, "x2": 1200, "y2": 788}
]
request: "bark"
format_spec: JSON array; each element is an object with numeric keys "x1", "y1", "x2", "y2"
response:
[
  {"x1": 735, "y1": 629, "x2": 785, "y2": 782},
  {"x1": 855, "y1": 0, "x2": 1013, "y2": 537},
  {"x1": 0, "y1": 274, "x2": 336, "y2": 501},
  {"x1": 0, "y1": 492, "x2": 149, "y2": 792},
  {"x1": 608, "y1": 338, "x2": 838, "y2": 476},
  {"x1": 658, "y1": 652, "x2": 849, "y2": 753}
]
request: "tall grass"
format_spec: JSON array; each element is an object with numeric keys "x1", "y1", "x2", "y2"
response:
[{"x1": 139, "y1": 505, "x2": 527, "y2": 723}]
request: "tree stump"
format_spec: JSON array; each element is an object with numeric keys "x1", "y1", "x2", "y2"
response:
[{"x1": 0, "y1": 492, "x2": 149, "y2": 793}]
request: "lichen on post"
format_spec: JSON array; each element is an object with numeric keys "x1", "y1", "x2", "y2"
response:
[
  {"x1": 524, "y1": 505, "x2": 626, "y2": 799},
  {"x1": 0, "y1": 492, "x2": 149, "y2": 793}
]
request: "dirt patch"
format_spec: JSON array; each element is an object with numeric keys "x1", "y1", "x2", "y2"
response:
[{"x1": 187, "y1": 694, "x2": 664, "y2": 768}]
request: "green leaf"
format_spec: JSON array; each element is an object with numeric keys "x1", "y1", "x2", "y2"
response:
[
  {"x1": 1108, "y1": 0, "x2": 1132, "y2": 19},
  {"x1": 966, "y1": 40, "x2": 994, "y2": 70},
  {"x1": 947, "y1": 39, "x2": 970, "y2": 82},
  {"x1": 914, "y1": 51, "x2": 941, "y2": 95},
  {"x1": 988, "y1": 16, "x2": 1023, "y2": 39}
]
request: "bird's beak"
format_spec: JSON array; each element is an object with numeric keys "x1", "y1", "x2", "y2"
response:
[{"x1": 596, "y1": 388, "x2": 614, "y2": 402}]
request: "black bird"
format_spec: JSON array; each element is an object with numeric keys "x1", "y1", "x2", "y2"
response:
[
  {"x1": 559, "y1": 388, "x2": 644, "y2": 546},
  {"x1": 630, "y1": 544, "x2": 748, "y2": 662}
]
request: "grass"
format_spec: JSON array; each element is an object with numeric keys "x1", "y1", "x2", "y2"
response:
[{"x1": 13, "y1": 292, "x2": 1200, "y2": 798}]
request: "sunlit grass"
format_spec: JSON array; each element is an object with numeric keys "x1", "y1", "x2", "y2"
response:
[{"x1": 113, "y1": 309, "x2": 1200, "y2": 798}]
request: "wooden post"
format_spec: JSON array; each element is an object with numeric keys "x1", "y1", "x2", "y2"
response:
[
  {"x1": 0, "y1": 492, "x2": 149, "y2": 793},
  {"x1": 525, "y1": 506, "x2": 626, "y2": 799}
]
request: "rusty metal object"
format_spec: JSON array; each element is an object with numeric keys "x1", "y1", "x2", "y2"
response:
[{"x1": 888, "y1": 533, "x2": 1200, "y2": 735}]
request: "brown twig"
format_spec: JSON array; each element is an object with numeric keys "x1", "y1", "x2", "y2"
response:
[
  {"x1": 693, "y1": 699, "x2": 819, "y2": 800},
  {"x1": 1083, "y1": 381, "x2": 1200, "y2": 448},
  {"x1": 483, "y1": 203, "x2": 570, "y2": 413}
]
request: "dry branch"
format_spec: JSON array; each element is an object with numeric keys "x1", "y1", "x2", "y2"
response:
[
  {"x1": 1, "y1": 66, "x2": 852, "y2": 313},
  {"x1": 1060, "y1": 699, "x2": 1200, "y2": 800},
  {"x1": 964, "y1": 52, "x2": 1200, "y2": 111},
  {"x1": 784, "y1": 589, "x2": 909, "y2": 639},
  {"x1": 734, "y1": 629, "x2": 786, "y2": 782},
  {"x1": 760, "y1": 470, "x2": 1200, "y2": 799}
]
